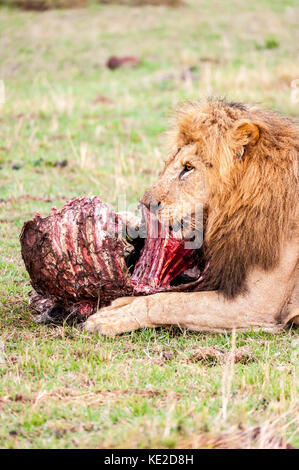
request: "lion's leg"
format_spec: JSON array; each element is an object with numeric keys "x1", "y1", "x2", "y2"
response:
[
  {"x1": 84, "y1": 290, "x2": 281, "y2": 336},
  {"x1": 84, "y1": 241, "x2": 298, "y2": 336}
]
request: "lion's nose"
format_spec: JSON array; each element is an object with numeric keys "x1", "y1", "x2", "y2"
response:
[
  {"x1": 143, "y1": 200, "x2": 162, "y2": 214},
  {"x1": 141, "y1": 192, "x2": 162, "y2": 214}
]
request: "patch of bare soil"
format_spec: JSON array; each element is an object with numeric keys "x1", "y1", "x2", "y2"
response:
[{"x1": 188, "y1": 346, "x2": 255, "y2": 365}]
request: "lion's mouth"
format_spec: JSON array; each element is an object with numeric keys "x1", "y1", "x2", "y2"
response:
[{"x1": 128, "y1": 205, "x2": 207, "y2": 294}]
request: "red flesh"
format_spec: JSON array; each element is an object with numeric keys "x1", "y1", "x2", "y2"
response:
[{"x1": 131, "y1": 207, "x2": 197, "y2": 293}]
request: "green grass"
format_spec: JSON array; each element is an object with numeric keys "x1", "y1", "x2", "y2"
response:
[{"x1": 0, "y1": 0, "x2": 298, "y2": 449}]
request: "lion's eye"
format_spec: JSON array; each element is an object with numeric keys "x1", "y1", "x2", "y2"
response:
[
  {"x1": 185, "y1": 163, "x2": 193, "y2": 172},
  {"x1": 179, "y1": 163, "x2": 194, "y2": 180}
]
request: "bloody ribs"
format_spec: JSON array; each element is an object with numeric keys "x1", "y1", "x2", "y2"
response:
[{"x1": 20, "y1": 197, "x2": 202, "y2": 324}]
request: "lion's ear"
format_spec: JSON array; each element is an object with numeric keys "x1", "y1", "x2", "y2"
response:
[{"x1": 232, "y1": 119, "x2": 260, "y2": 147}]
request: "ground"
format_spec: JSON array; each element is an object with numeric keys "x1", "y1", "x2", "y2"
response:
[{"x1": 0, "y1": 0, "x2": 298, "y2": 449}]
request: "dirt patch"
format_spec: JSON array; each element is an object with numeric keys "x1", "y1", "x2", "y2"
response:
[{"x1": 188, "y1": 346, "x2": 255, "y2": 365}]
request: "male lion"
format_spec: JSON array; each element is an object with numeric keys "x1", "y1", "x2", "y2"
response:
[{"x1": 85, "y1": 98, "x2": 299, "y2": 336}]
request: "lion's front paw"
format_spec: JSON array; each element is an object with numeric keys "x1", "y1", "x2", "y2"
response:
[
  {"x1": 84, "y1": 307, "x2": 122, "y2": 336},
  {"x1": 84, "y1": 296, "x2": 153, "y2": 336}
]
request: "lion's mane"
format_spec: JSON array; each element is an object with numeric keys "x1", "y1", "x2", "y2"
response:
[{"x1": 171, "y1": 98, "x2": 298, "y2": 298}]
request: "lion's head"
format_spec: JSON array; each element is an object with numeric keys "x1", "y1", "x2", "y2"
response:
[{"x1": 142, "y1": 98, "x2": 298, "y2": 298}]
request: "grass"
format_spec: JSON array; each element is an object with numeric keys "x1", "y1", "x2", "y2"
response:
[{"x1": 0, "y1": 0, "x2": 299, "y2": 449}]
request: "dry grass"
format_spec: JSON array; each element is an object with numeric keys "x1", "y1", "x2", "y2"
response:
[{"x1": 0, "y1": 0, "x2": 298, "y2": 449}]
